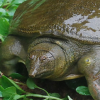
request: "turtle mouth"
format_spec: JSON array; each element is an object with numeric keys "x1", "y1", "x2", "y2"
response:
[{"x1": 29, "y1": 69, "x2": 53, "y2": 78}]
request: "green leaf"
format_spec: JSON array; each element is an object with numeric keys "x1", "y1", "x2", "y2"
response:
[
  {"x1": 7, "y1": 5, "x2": 19, "y2": 18},
  {"x1": 0, "y1": 75, "x2": 14, "y2": 89},
  {"x1": 0, "y1": 85, "x2": 4, "y2": 92},
  {"x1": 76, "y1": 86, "x2": 91, "y2": 95},
  {"x1": 11, "y1": 0, "x2": 26, "y2": 5},
  {"x1": 26, "y1": 78, "x2": 38, "y2": 89},
  {"x1": 0, "y1": 17, "x2": 9, "y2": 41},
  {"x1": 9, "y1": 73, "x2": 27, "y2": 81},
  {"x1": 0, "y1": 75, "x2": 25, "y2": 94},
  {"x1": 0, "y1": 91, "x2": 2, "y2": 97},
  {"x1": 0, "y1": 1, "x2": 3, "y2": 6},
  {"x1": 7, "y1": 94, "x2": 15, "y2": 100},
  {"x1": 0, "y1": 8, "x2": 7, "y2": 16},
  {"x1": 0, "y1": 86, "x2": 4, "y2": 97},
  {"x1": 27, "y1": 78, "x2": 49, "y2": 96},
  {"x1": 2, "y1": 86, "x2": 16, "y2": 98},
  {"x1": 1, "y1": 86, "x2": 19, "y2": 100},
  {"x1": 49, "y1": 93, "x2": 60, "y2": 98},
  {"x1": 1, "y1": 0, "x2": 8, "y2": 7}
]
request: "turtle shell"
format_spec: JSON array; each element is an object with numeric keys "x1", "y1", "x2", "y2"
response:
[{"x1": 9, "y1": 0, "x2": 100, "y2": 44}]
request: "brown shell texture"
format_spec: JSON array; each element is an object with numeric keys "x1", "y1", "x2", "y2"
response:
[{"x1": 9, "y1": 0, "x2": 100, "y2": 44}]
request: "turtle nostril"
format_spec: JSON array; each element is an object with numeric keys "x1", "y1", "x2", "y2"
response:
[
  {"x1": 29, "y1": 69, "x2": 37, "y2": 78},
  {"x1": 29, "y1": 74, "x2": 36, "y2": 78}
]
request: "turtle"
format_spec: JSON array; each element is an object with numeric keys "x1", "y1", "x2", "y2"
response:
[{"x1": 0, "y1": 0, "x2": 100, "y2": 99}]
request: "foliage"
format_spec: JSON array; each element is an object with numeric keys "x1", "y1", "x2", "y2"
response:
[
  {"x1": 76, "y1": 86, "x2": 90, "y2": 95},
  {"x1": 0, "y1": 72, "x2": 90, "y2": 99},
  {"x1": 0, "y1": 0, "x2": 26, "y2": 41},
  {"x1": 0, "y1": 0, "x2": 91, "y2": 100},
  {"x1": 0, "y1": 72, "x2": 72, "y2": 100}
]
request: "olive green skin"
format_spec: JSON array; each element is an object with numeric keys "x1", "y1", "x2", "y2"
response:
[{"x1": 0, "y1": 0, "x2": 100, "y2": 100}]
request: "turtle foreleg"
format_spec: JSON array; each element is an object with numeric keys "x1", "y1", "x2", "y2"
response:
[
  {"x1": 78, "y1": 47, "x2": 100, "y2": 100},
  {"x1": 0, "y1": 36, "x2": 26, "y2": 76}
]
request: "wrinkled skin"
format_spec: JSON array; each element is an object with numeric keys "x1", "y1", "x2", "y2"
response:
[{"x1": 0, "y1": 0, "x2": 100, "y2": 100}]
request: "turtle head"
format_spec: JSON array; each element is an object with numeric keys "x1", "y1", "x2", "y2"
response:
[{"x1": 26, "y1": 40, "x2": 66, "y2": 79}]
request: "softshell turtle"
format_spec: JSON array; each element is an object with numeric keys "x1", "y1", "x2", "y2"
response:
[{"x1": 0, "y1": 0, "x2": 100, "y2": 99}]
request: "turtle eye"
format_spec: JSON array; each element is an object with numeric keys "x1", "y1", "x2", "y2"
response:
[{"x1": 39, "y1": 55, "x2": 47, "y2": 62}]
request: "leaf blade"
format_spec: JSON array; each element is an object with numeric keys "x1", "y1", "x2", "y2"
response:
[{"x1": 76, "y1": 86, "x2": 91, "y2": 95}]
